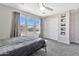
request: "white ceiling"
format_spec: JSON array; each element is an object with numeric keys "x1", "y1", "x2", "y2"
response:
[{"x1": 1, "y1": 3, "x2": 79, "y2": 17}]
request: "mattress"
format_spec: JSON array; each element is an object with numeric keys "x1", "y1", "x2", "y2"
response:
[{"x1": 0, "y1": 36, "x2": 46, "y2": 56}]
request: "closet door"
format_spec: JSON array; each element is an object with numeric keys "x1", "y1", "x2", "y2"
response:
[
  {"x1": 70, "y1": 11, "x2": 79, "y2": 43},
  {"x1": 75, "y1": 13, "x2": 79, "y2": 43}
]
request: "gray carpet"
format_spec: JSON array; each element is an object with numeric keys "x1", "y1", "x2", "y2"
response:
[{"x1": 31, "y1": 39, "x2": 79, "y2": 56}]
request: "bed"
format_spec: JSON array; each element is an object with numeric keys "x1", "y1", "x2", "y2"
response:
[{"x1": 0, "y1": 36, "x2": 47, "y2": 56}]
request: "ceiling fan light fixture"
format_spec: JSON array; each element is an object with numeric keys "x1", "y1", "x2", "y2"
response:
[
  {"x1": 39, "y1": 3, "x2": 45, "y2": 11},
  {"x1": 40, "y1": 6, "x2": 45, "y2": 11}
]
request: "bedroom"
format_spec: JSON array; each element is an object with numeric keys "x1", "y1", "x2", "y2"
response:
[{"x1": 0, "y1": 2, "x2": 79, "y2": 56}]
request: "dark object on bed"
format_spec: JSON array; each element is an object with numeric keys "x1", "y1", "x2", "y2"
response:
[{"x1": 0, "y1": 37, "x2": 47, "y2": 56}]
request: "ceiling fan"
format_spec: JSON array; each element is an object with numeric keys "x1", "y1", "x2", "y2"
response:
[{"x1": 39, "y1": 3, "x2": 53, "y2": 11}]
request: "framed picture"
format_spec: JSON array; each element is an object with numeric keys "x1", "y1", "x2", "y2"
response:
[
  {"x1": 60, "y1": 32, "x2": 65, "y2": 35},
  {"x1": 61, "y1": 23, "x2": 66, "y2": 26},
  {"x1": 61, "y1": 27, "x2": 66, "y2": 31},
  {"x1": 61, "y1": 18, "x2": 66, "y2": 22}
]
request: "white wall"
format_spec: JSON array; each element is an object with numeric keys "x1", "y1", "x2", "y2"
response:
[
  {"x1": 43, "y1": 15, "x2": 59, "y2": 40},
  {"x1": 0, "y1": 5, "x2": 13, "y2": 39},
  {"x1": 43, "y1": 11, "x2": 70, "y2": 44},
  {"x1": 70, "y1": 10, "x2": 79, "y2": 43}
]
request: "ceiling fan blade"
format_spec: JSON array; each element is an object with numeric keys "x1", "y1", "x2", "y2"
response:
[
  {"x1": 44, "y1": 6, "x2": 53, "y2": 11},
  {"x1": 42, "y1": 3, "x2": 53, "y2": 11}
]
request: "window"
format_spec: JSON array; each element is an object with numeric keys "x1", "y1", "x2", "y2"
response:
[
  {"x1": 18, "y1": 15, "x2": 41, "y2": 37},
  {"x1": 19, "y1": 15, "x2": 26, "y2": 36},
  {"x1": 35, "y1": 18, "x2": 41, "y2": 34},
  {"x1": 27, "y1": 16, "x2": 34, "y2": 34}
]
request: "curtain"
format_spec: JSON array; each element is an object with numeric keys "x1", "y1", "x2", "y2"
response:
[
  {"x1": 39, "y1": 18, "x2": 43, "y2": 38},
  {"x1": 10, "y1": 12, "x2": 20, "y2": 38}
]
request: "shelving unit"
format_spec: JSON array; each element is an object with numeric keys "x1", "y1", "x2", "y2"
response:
[
  {"x1": 60, "y1": 13, "x2": 66, "y2": 36},
  {"x1": 58, "y1": 12, "x2": 70, "y2": 44}
]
